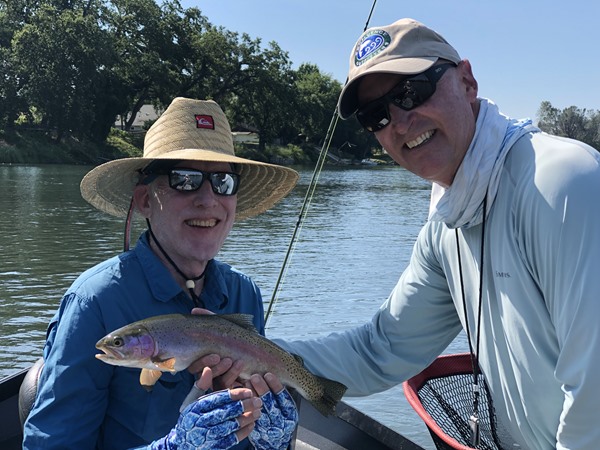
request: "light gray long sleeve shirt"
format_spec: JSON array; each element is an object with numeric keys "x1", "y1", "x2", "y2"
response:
[{"x1": 282, "y1": 130, "x2": 600, "y2": 449}]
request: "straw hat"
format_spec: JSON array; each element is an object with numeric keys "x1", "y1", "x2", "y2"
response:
[{"x1": 81, "y1": 97, "x2": 299, "y2": 221}]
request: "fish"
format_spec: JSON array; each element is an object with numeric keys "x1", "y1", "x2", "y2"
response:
[{"x1": 95, "y1": 313, "x2": 347, "y2": 416}]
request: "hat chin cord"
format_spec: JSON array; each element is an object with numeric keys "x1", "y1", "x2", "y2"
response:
[{"x1": 146, "y1": 219, "x2": 207, "y2": 307}]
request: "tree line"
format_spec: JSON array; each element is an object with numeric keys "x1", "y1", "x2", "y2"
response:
[
  {"x1": 0, "y1": 0, "x2": 376, "y2": 161},
  {"x1": 1, "y1": 0, "x2": 598, "y2": 164},
  {"x1": 537, "y1": 102, "x2": 600, "y2": 151}
]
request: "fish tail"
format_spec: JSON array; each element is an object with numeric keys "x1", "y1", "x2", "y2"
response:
[{"x1": 311, "y1": 375, "x2": 348, "y2": 417}]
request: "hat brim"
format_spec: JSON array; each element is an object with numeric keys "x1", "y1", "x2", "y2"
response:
[
  {"x1": 80, "y1": 149, "x2": 299, "y2": 221},
  {"x1": 338, "y1": 57, "x2": 437, "y2": 119}
]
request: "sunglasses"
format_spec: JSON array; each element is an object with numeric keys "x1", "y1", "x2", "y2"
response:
[
  {"x1": 356, "y1": 63, "x2": 456, "y2": 132},
  {"x1": 144, "y1": 168, "x2": 240, "y2": 196}
]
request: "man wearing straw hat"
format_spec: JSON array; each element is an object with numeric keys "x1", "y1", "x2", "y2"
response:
[{"x1": 23, "y1": 98, "x2": 300, "y2": 450}]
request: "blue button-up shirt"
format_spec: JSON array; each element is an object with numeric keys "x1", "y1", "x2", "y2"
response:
[{"x1": 23, "y1": 231, "x2": 264, "y2": 449}]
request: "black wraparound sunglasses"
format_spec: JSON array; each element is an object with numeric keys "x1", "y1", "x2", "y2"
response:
[
  {"x1": 356, "y1": 63, "x2": 456, "y2": 132},
  {"x1": 143, "y1": 168, "x2": 240, "y2": 196}
]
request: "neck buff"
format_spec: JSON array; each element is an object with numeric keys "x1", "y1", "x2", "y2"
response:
[{"x1": 428, "y1": 98, "x2": 540, "y2": 229}]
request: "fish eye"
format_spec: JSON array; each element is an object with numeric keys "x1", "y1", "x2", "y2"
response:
[{"x1": 111, "y1": 336, "x2": 124, "y2": 347}]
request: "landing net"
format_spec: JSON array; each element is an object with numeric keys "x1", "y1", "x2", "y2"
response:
[{"x1": 403, "y1": 353, "x2": 510, "y2": 450}]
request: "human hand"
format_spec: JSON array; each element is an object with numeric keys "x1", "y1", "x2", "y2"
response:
[
  {"x1": 247, "y1": 373, "x2": 299, "y2": 450},
  {"x1": 187, "y1": 353, "x2": 245, "y2": 391},
  {"x1": 188, "y1": 308, "x2": 245, "y2": 390},
  {"x1": 149, "y1": 388, "x2": 262, "y2": 450}
]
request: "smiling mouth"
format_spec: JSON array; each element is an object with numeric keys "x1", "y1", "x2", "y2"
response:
[
  {"x1": 185, "y1": 219, "x2": 218, "y2": 228},
  {"x1": 406, "y1": 130, "x2": 435, "y2": 149}
]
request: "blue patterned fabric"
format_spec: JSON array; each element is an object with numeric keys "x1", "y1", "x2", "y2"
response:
[
  {"x1": 249, "y1": 389, "x2": 298, "y2": 450},
  {"x1": 148, "y1": 390, "x2": 242, "y2": 450}
]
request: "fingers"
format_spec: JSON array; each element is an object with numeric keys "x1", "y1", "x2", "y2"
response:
[
  {"x1": 196, "y1": 366, "x2": 213, "y2": 391},
  {"x1": 264, "y1": 373, "x2": 285, "y2": 394},
  {"x1": 187, "y1": 355, "x2": 244, "y2": 391},
  {"x1": 228, "y1": 387, "x2": 254, "y2": 402},
  {"x1": 187, "y1": 354, "x2": 233, "y2": 380},
  {"x1": 213, "y1": 359, "x2": 245, "y2": 391},
  {"x1": 210, "y1": 357, "x2": 235, "y2": 379},
  {"x1": 249, "y1": 372, "x2": 285, "y2": 397},
  {"x1": 187, "y1": 353, "x2": 220, "y2": 374},
  {"x1": 236, "y1": 421, "x2": 256, "y2": 443},
  {"x1": 236, "y1": 393, "x2": 263, "y2": 423},
  {"x1": 231, "y1": 389, "x2": 262, "y2": 442},
  {"x1": 177, "y1": 388, "x2": 263, "y2": 449}
]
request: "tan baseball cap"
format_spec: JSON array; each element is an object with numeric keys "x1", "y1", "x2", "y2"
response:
[{"x1": 338, "y1": 18, "x2": 461, "y2": 119}]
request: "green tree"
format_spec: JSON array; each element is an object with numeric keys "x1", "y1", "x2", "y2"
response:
[
  {"x1": 107, "y1": 0, "x2": 189, "y2": 131},
  {"x1": 537, "y1": 101, "x2": 600, "y2": 150},
  {"x1": 1, "y1": 0, "x2": 375, "y2": 163},
  {"x1": 293, "y1": 63, "x2": 342, "y2": 146},
  {"x1": 12, "y1": 2, "x2": 116, "y2": 142},
  {"x1": 0, "y1": 2, "x2": 29, "y2": 130},
  {"x1": 228, "y1": 41, "x2": 296, "y2": 152}
]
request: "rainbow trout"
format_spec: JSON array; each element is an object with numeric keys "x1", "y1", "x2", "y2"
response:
[{"x1": 95, "y1": 313, "x2": 347, "y2": 416}]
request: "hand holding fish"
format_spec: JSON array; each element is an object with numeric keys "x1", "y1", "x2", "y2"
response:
[
  {"x1": 188, "y1": 352, "x2": 245, "y2": 391},
  {"x1": 247, "y1": 373, "x2": 299, "y2": 450},
  {"x1": 148, "y1": 388, "x2": 262, "y2": 450},
  {"x1": 188, "y1": 308, "x2": 247, "y2": 391},
  {"x1": 95, "y1": 313, "x2": 347, "y2": 416}
]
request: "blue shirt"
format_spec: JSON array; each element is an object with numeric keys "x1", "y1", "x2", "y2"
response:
[{"x1": 23, "y1": 231, "x2": 265, "y2": 450}]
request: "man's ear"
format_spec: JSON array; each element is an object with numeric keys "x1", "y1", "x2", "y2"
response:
[
  {"x1": 132, "y1": 184, "x2": 151, "y2": 218},
  {"x1": 458, "y1": 59, "x2": 478, "y2": 101}
]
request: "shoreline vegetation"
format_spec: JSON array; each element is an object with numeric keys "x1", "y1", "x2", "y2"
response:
[{"x1": 0, "y1": 128, "x2": 395, "y2": 167}]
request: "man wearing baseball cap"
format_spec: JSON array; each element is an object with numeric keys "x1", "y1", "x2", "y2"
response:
[{"x1": 281, "y1": 18, "x2": 600, "y2": 450}]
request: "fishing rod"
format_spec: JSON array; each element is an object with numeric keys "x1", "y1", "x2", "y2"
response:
[{"x1": 265, "y1": 0, "x2": 379, "y2": 325}]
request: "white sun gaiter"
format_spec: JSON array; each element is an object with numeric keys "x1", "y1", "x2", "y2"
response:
[{"x1": 428, "y1": 98, "x2": 539, "y2": 229}]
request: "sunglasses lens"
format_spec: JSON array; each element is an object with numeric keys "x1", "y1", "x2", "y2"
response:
[
  {"x1": 356, "y1": 64, "x2": 454, "y2": 132},
  {"x1": 168, "y1": 169, "x2": 239, "y2": 196},
  {"x1": 209, "y1": 172, "x2": 240, "y2": 195},
  {"x1": 169, "y1": 169, "x2": 203, "y2": 191},
  {"x1": 390, "y1": 79, "x2": 434, "y2": 111},
  {"x1": 357, "y1": 102, "x2": 391, "y2": 132}
]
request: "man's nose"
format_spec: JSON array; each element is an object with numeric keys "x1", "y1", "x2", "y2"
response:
[
  {"x1": 387, "y1": 103, "x2": 413, "y2": 133},
  {"x1": 192, "y1": 179, "x2": 218, "y2": 206}
]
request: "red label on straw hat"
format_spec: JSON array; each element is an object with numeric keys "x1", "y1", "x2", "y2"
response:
[{"x1": 195, "y1": 114, "x2": 215, "y2": 129}]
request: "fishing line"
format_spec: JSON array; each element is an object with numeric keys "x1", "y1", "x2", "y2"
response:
[{"x1": 265, "y1": 0, "x2": 379, "y2": 325}]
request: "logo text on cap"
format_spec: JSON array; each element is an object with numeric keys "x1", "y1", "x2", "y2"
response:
[
  {"x1": 195, "y1": 115, "x2": 215, "y2": 129},
  {"x1": 355, "y1": 30, "x2": 391, "y2": 66}
]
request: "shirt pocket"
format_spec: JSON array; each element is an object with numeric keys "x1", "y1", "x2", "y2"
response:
[{"x1": 108, "y1": 367, "x2": 194, "y2": 442}]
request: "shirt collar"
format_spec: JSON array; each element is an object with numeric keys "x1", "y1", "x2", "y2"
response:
[
  {"x1": 134, "y1": 232, "x2": 181, "y2": 302},
  {"x1": 134, "y1": 231, "x2": 229, "y2": 309},
  {"x1": 199, "y1": 260, "x2": 230, "y2": 310}
]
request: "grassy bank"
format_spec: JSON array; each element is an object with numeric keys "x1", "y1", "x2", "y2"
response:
[
  {"x1": 0, "y1": 128, "x2": 313, "y2": 166},
  {"x1": 0, "y1": 129, "x2": 143, "y2": 165}
]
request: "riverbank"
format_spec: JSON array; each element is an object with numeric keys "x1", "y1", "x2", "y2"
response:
[
  {"x1": 0, "y1": 129, "x2": 142, "y2": 165},
  {"x1": 0, "y1": 129, "x2": 391, "y2": 167},
  {"x1": 0, "y1": 129, "x2": 317, "y2": 166}
]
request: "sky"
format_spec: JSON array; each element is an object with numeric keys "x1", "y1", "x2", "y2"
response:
[{"x1": 182, "y1": 0, "x2": 600, "y2": 123}]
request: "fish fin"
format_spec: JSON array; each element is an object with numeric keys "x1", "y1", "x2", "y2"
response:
[
  {"x1": 218, "y1": 314, "x2": 258, "y2": 333},
  {"x1": 292, "y1": 353, "x2": 305, "y2": 366},
  {"x1": 311, "y1": 375, "x2": 348, "y2": 417},
  {"x1": 151, "y1": 357, "x2": 177, "y2": 372},
  {"x1": 140, "y1": 369, "x2": 162, "y2": 391}
]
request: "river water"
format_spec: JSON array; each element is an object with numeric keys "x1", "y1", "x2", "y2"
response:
[{"x1": 0, "y1": 163, "x2": 468, "y2": 449}]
